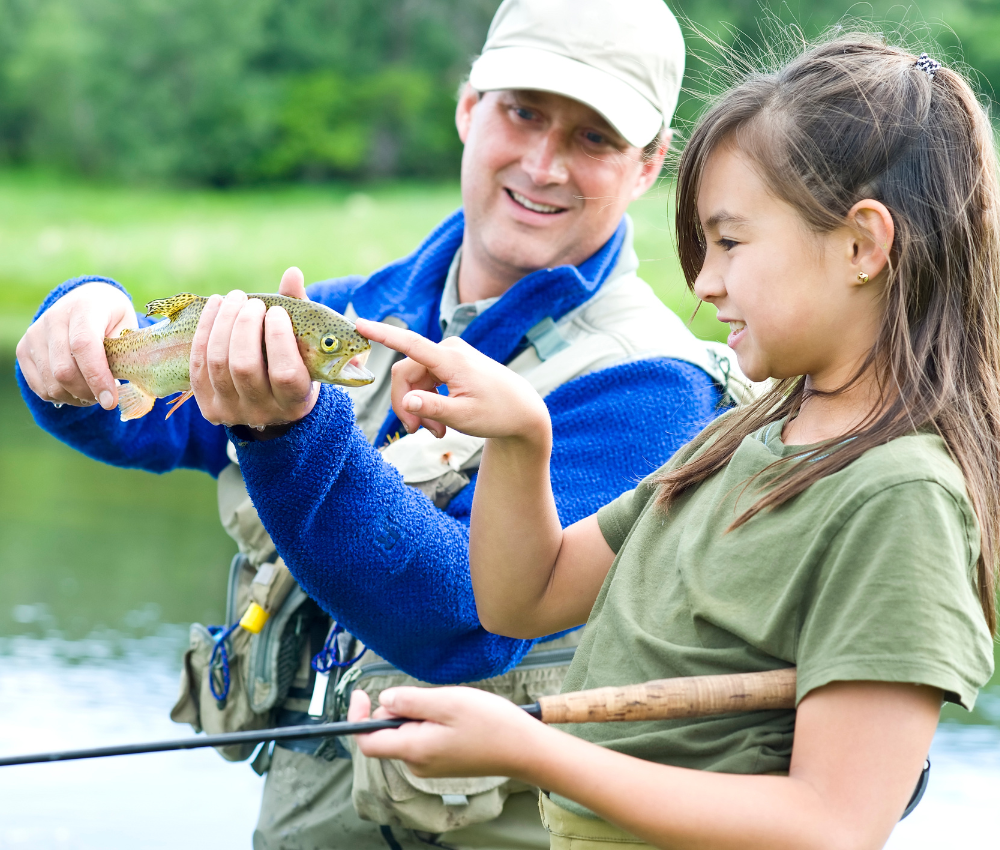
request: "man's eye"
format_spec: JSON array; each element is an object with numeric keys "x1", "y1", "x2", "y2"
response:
[
  {"x1": 514, "y1": 107, "x2": 535, "y2": 121},
  {"x1": 583, "y1": 131, "x2": 606, "y2": 145}
]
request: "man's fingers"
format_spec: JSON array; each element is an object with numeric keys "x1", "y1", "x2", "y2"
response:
[
  {"x1": 190, "y1": 294, "x2": 222, "y2": 392},
  {"x1": 228, "y1": 298, "x2": 270, "y2": 405},
  {"x1": 15, "y1": 338, "x2": 50, "y2": 401},
  {"x1": 263, "y1": 306, "x2": 312, "y2": 404},
  {"x1": 67, "y1": 309, "x2": 118, "y2": 408},
  {"x1": 36, "y1": 361, "x2": 79, "y2": 405},
  {"x1": 44, "y1": 311, "x2": 87, "y2": 398},
  {"x1": 278, "y1": 267, "x2": 309, "y2": 301},
  {"x1": 205, "y1": 291, "x2": 246, "y2": 399}
]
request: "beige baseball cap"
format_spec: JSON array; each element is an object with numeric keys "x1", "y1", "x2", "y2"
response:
[{"x1": 468, "y1": 0, "x2": 685, "y2": 148}]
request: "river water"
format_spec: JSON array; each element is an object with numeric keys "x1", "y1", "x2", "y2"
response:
[{"x1": 1, "y1": 358, "x2": 998, "y2": 848}]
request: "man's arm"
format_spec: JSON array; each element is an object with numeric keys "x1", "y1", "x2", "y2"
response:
[
  {"x1": 235, "y1": 356, "x2": 720, "y2": 683},
  {"x1": 15, "y1": 276, "x2": 231, "y2": 476}
]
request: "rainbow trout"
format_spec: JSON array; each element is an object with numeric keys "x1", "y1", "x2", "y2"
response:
[{"x1": 104, "y1": 292, "x2": 374, "y2": 421}]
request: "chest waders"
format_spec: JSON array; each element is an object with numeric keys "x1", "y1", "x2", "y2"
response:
[{"x1": 170, "y1": 236, "x2": 749, "y2": 847}]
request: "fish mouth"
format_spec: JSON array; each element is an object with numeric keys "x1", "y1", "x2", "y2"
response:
[{"x1": 330, "y1": 349, "x2": 375, "y2": 386}]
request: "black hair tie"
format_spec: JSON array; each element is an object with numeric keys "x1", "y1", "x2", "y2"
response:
[{"x1": 914, "y1": 52, "x2": 941, "y2": 79}]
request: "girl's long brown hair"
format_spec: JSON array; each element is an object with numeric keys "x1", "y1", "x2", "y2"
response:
[{"x1": 658, "y1": 35, "x2": 1000, "y2": 632}]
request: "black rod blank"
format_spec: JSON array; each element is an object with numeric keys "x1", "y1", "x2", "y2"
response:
[
  {"x1": 0, "y1": 703, "x2": 544, "y2": 768},
  {"x1": 0, "y1": 718, "x2": 410, "y2": 767}
]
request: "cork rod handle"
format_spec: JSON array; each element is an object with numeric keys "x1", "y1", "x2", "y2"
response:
[{"x1": 536, "y1": 668, "x2": 797, "y2": 724}]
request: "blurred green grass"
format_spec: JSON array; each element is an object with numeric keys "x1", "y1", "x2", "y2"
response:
[{"x1": 0, "y1": 171, "x2": 725, "y2": 354}]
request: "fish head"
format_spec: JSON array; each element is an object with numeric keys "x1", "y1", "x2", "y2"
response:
[{"x1": 295, "y1": 307, "x2": 375, "y2": 387}]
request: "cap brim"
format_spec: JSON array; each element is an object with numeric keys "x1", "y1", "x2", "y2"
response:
[{"x1": 469, "y1": 47, "x2": 663, "y2": 148}]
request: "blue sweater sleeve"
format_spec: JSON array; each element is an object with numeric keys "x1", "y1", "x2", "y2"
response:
[
  {"x1": 15, "y1": 276, "x2": 229, "y2": 476},
  {"x1": 234, "y1": 358, "x2": 720, "y2": 683}
]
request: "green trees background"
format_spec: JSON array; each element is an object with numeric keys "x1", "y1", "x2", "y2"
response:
[{"x1": 0, "y1": 0, "x2": 996, "y2": 186}]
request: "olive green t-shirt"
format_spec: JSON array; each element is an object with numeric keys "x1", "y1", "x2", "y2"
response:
[{"x1": 553, "y1": 424, "x2": 994, "y2": 816}]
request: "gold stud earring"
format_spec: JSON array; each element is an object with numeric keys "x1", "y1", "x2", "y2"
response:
[{"x1": 857, "y1": 271, "x2": 869, "y2": 283}]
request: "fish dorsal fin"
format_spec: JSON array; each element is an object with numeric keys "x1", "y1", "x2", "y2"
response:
[{"x1": 145, "y1": 293, "x2": 201, "y2": 321}]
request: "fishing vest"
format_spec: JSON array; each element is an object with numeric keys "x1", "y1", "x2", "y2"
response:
[{"x1": 172, "y1": 230, "x2": 752, "y2": 829}]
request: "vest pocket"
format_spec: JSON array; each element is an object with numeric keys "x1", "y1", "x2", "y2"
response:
[
  {"x1": 343, "y1": 638, "x2": 580, "y2": 832},
  {"x1": 168, "y1": 553, "x2": 321, "y2": 761}
]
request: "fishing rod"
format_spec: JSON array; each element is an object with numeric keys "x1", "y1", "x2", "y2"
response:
[{"x1": 0, "y1": 668, "x2": 796, "y2": 768}]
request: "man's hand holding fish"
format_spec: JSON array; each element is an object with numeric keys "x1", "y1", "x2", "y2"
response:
[
  {"x1": 189, "y1": 267, "x2": 320, "y2": 434},
  {"x1": 16, "y1": 280, "x2": 136, "y2": 411}
]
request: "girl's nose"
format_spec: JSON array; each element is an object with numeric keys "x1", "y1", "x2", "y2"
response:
[
  {"x1": 522, "y1": 131, "x2": 570, "y2": 186},
  {"x1": 693, "y1": 268, "x2": 725, "y2": 303}
]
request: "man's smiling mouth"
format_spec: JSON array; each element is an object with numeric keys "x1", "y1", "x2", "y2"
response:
[{"x1": 506, "y1": 188, "x2": 566, "y2": 215}]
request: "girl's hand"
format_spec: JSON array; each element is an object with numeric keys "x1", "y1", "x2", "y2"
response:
[
  {"x1": 348, "y1": 686, "x2": 545, "y2": 780},
  {"x1": 355, "y1": 319, "x2": 550, "y2": 443}
]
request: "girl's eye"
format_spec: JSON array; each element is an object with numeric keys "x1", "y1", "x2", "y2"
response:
[
  {"x1": 716, "y1": 238, "x2": 739, "y2": 252},
  {"x1": 321, "y1": 336, "x2": 339, "y2": 352}
]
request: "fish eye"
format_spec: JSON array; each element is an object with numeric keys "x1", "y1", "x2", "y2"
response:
[{"x1": 321, "y1": 335, "x2": 339, "y2": 352}]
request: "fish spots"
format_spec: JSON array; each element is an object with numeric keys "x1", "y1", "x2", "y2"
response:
[{"x1": 104, "y1": 291, "x2": 373, "y2": 419}]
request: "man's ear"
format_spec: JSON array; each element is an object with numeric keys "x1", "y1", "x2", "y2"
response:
[
  {"x1": 630, "y1": 129, "x2": 671, "y2": 201},
  {"x1": 845, "y1": 199, "x2": 895, "y2": 285},
  {"x1": 455, "y1": 84, "x2": 481, "y2": 144}
]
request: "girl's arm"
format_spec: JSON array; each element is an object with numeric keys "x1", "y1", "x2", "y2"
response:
[
  {"x1": 357, "y1": 319, "x2": 617, "y2": 638},
  {"x1": 350, "y1": 680, "x2": 940, "y2": 850}
]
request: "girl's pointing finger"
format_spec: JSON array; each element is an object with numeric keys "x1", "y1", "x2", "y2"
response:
[{"x1": 356, "y1": 318, "x2": 454, "y2": 377}]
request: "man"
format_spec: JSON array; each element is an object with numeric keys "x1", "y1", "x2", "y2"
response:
[{"x1": 16, "y1": 1, "x2": 733, "y2": 846}]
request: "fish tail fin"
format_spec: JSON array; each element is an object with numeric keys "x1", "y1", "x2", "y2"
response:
[
  {"x1": 145, "y1": 293, "x2": 203, "y2": 321},
  {"x1": 117, "y1": 382, "x2": 157, "y2": 421},
  {"x1": 164, "y1": 389, "x2": 195, "y2": 420}
]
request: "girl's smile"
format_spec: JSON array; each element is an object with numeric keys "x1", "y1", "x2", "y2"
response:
[{"x1": 723, "y1": 319, "x2": 747, "y2": 348}]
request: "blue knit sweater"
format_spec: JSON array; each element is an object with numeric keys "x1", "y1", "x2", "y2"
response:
[{"x1": 16, "y1": 210, "x2": 720, "y2": 683}]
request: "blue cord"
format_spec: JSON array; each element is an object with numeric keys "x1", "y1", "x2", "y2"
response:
[
  {"x1": 208, "y1": 622, "x2": 240, "y2": 703},
  {"x1": 205, "y1": 620, "x2": 364, "y2": 703},
  {"x1": 312, "y1": 622, "x2": 366, "y2": 674}
]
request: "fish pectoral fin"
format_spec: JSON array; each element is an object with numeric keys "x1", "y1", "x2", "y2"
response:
[
  {"x1": 145, "y1": 293, "x2": 202, "y2": 321},
  {"x1": 164, "y1": 389, "x2": 195, "y2": 420},
  {"x1": 117, "y1": 383, "x2": 157, "y2": 421}
]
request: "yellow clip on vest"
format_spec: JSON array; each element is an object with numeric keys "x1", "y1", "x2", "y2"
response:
[{"x1": 239, "y1": 602, "x2": 270, "y2": 634}]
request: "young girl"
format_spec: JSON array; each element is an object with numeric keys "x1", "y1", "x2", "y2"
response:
[{"x1": 350, "y1": 36, "x2": 997, "y2": 849}]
